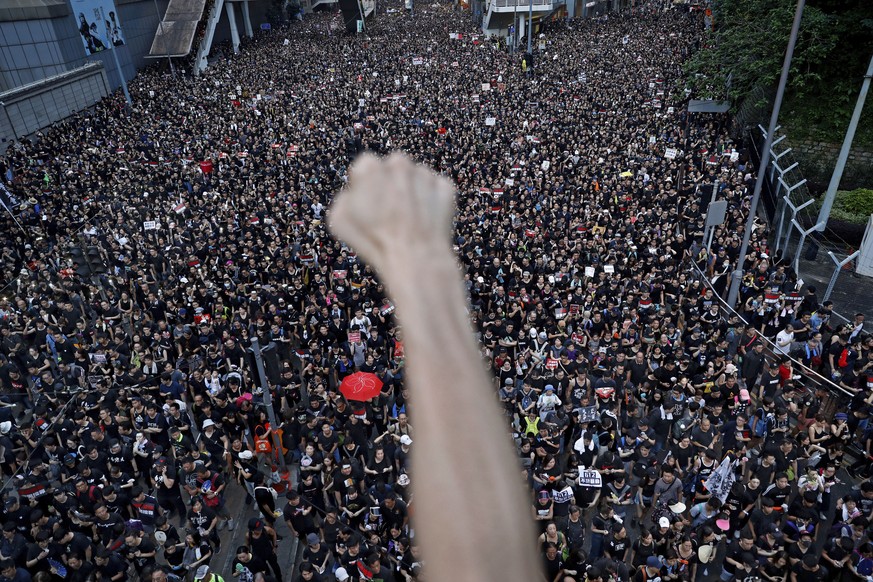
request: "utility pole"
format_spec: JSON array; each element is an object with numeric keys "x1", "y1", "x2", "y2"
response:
[
  {"x1": 152, "y1": 0, "x2": 177, "y2": 77},
  {"x1": 102, "y1": 6, "x2": 131, "y2": 104},
  {"x1": 526, "y1": 0, "x2": 533, "y2": 54},
  {"x1": 250, "y1": 337, "x2": 287, "y2": 470},
  {"x1": 726, "y1": 0, "x2": 805, "y2": 308},
  {"x1": 815, "y1": 52, "x2": 873, "y2": 230}
]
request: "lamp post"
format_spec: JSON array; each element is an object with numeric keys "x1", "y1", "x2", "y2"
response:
[
  {"x1": 151, "y1": 0, "x2": 176, "y2": 77},
  {"x1": 101, "y1": 6, "x2": 131, "y2": 105},
  {"x1": 726, "y1": 0, "x2": 805, "y2": 308},
  {"x1": 526, "y1": 0, "x2": 532, "y2": 54}
]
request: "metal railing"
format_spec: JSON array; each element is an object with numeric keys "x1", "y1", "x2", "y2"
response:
[
  {"x1": 490, "y1": 0, "x2": 551, "y2": 8},
  {"x1": 685, "y1": 259, "x2": 855, "y2": 403}
]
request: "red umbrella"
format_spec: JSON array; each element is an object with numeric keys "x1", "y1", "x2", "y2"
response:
[{"x1": 339, "y1": 372, "x2": 383, "y2": 402}]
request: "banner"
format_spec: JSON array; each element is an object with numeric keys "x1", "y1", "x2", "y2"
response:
[
  {"x1": 72, "y1": 0, "x2": 125, "y2": 55},
  {"x1": 703, "y1": 456, "x2": 737, "y2": 503}
]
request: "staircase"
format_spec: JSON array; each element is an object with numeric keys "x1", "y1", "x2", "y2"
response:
[
  {"x1": 148, "y1": 0, "x2": 207, "y2": 59},
  {"x1": 194, "y1": 0, "x2": 226, "y2": 74}
]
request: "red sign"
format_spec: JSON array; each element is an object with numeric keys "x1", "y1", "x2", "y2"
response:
[
  {"x1": 546, "y1": 358, "x2": 559, "y2": 370},
  {"x1": 348, "y1": 331, "x2": 361, "y2": 344},
  {"x1": 199, "y1": 160, "x2": 214, "y2": 174}
]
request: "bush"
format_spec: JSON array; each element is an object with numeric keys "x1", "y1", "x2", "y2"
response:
[{"x1": 830, "y1": 188, "x2": 873, "y2": 224}]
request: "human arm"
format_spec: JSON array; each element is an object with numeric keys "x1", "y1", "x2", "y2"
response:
[{"x1": 329, "y1": 153, "x2": 540, "y2": 582}]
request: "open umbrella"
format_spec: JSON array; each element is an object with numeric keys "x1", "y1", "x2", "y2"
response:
[{"x1": 339, "y1": 372, "x2": 383, "y2": 402}]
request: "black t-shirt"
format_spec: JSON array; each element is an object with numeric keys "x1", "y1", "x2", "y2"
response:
[
  {"x1": 542, "y1": 552, "x2": 564, "y2": 581},
  {"x1": 606, "y1": 534, "x2": 629, "y2": 559},
  {"x1": 791, "y1": 563, "x2": 828, "y2": 582}
]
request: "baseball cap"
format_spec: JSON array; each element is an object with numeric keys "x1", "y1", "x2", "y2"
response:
[
  {"x1": 335, "y1": 567, "x2": 350, "y2": 581},
  {"x1": 194, "y1": 565, "x2": 210, "y2": 581},
  {"x1": 306, "y1": 533, "x2": 320, "y2": 545},
  {"x1": 669, "y1": 502, "x2": 686, "y2": 513},
  {"x1": 658, "y1": 516, "x2": 670, "y2": 528},
  {"x1": 239, "y1": 450, "x2": 253, "y2": 460},
  {"x1": 400, "y1": 435, "x2": 413, "y2": 446},
  {"x1": 646, "y1": 556, "x2": 660, "y2": 568}
]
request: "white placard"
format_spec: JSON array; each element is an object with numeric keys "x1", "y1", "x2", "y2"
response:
[
  {"x1": 578, "y1": 470, "x2": 603, "y2": 488},
  {"x1": 664, "y1": 148, "x2": 678, "y2": 160},
  {"x1": 143, "y1": 221, "x2": 158, "y2": 231},
  {"x1": 482, "y1": 83, "x2": 491, "y2": 91},
  {"x1": 505, "y1": 178, "x2": 515, "y2": 186},
  {"x1": 485, "y1": 117, "x2": 496, "y2": 126},
  {"x1": 604, "y1": 265, "x2": 615, "y2": 274},
  {"x1": 584, "y1": 266, "x2": 595, "y2": 278},
  {"x1": 541, "y1": 160, "x2": 551, "y2": 171}
]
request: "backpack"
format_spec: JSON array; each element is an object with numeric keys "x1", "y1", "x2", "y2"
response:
[{"x1": 752, "y1": 408, "x2": 769, "y2": 438}]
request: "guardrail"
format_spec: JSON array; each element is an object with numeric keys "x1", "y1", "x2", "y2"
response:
[{"x1": 684, "y1": 259, "x2": 855, "y2": 405}]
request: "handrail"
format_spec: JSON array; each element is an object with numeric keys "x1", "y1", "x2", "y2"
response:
[
  {"x1": 490, "y1": 0, "x2": 551, "y2": 8},
  {"x1": 684, "y1": 259, "x2": 855, "y2": 400}
]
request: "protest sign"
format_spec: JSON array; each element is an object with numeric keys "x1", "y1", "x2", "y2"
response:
[{"x1": 578, "y1": 470, "x2": 603, "y2": 488}]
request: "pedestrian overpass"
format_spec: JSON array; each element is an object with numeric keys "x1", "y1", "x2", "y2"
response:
[
  {"x1": 147, "y1": 0, "x2": 258, "y2": 75},
  {"x1": 482, "y1": 0, "x2": 555, "y2": 39}
]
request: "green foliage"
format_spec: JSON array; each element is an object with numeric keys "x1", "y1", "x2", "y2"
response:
[
  {"x1": 682, "y1": 0, "x2": 873, "y2": 144},
  {"x1": 814, "y1": 189, "x2": 873, "y2": 225},
  {"x1": 837, "y1": 189, "x2": 873, "y2": 218}
]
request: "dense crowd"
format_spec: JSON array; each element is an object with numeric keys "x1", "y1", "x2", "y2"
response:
[{"x1": 0, "y1": 0, "x2": 871, "y2": 581}]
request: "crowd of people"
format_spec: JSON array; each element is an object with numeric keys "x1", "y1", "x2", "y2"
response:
[{"x1": 0, "y1": 0, "x2": 871, "y2": 581}]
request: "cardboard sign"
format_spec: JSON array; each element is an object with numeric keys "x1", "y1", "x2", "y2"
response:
[
  {"x1": 585, "y1": 266, "x2": 596, "y2": 278},
  {"x1": 348, "y1": 331, "x2": 361, "y2": 344},
  {"x1": 545, "y1": 357, "x2": 559, "y2": 370},
  {"x1": 143, "y1": 221, "x2": 158, "y2": 231},
  {"x1": 664, "y1": 148, "x2": 678, "y2": 160},
  {"x1": 578, "y1": 470, "x2": 603, "y2": 488},
  {"x1": 485, "y1": 117, "x2": 496, "y2": 126}
]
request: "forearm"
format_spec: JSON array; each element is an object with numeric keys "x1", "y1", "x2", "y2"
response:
[{"x1": 387, "y1": 248, "x2": 539, "y2": 582}]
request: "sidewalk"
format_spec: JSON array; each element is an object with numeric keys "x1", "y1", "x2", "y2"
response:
[{"x1": 797, "y1": 245, "x2": 873, "y2": 326}]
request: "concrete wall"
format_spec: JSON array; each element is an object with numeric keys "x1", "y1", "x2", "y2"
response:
[
  {"x1": 0, "y1": 62, "x2": 109, "y2": 141},
  {"x1": 0, "y1": 0, "x2": 271, "y2": 143},
  {"x1": 790, "y1": 139, "x2": 873, "y2": 192}
]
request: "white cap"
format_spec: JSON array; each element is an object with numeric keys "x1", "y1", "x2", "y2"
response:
[
  {"x1": 239, "y1": 450, "x2": 253, "y2": 460},
  {"x1": 194, "y1": 565, "x2": 210, "y2": 580},
  {"x1": 335, "y1": 567, "x2": 350, "y2": 581},
  {"x1": 400, "y1": 435, "x2": 413, "y2": 446},
  {"x1": 202, "y1": 419, "x2": 215, "y2": 429},
  {"x1": 659, "y1": 516, "x2": 670, "y2": 528}
]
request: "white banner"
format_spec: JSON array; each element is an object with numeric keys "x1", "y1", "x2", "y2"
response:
[{"x1": 72, "y1": 0, "x2": 125, "y2": 55}]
